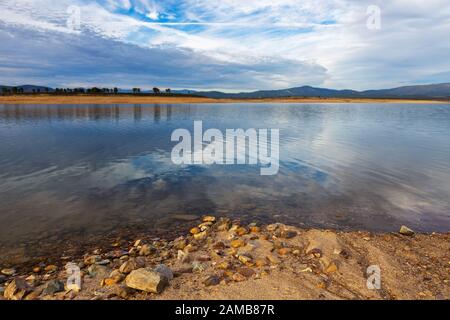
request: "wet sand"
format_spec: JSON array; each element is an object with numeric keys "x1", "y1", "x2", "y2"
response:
[
  {"x1": 0, "y1": 95, "x2": 447, "y2": 105},
  {"x1": 1, "y1": 216, "x2": 448, "y2": 300}
]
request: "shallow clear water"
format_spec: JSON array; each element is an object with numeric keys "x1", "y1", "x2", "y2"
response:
[{"x1": 1, "y1": 103, "x2": 450, "y2": 263}]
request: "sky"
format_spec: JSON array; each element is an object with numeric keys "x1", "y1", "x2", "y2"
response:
[{"x1": 0, "y1": 0, "x2": 449, "y2": 91}]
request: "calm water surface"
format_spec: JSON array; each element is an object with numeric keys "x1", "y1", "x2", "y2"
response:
[{"x1": 1, "y1": 103, "x2": 450, "y2": 264}]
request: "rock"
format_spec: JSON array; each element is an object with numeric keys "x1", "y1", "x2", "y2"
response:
[
  {"x1": 238, "y1": 255, "x2": 252, "y2": 264},
  {"x1": 307, "y1": 248, "x2": 323, "y2": 258},
  {"x1": 25, "y1": 275, "x2": 37, "y2": 285},
  {"x1": 266, "y1": 224, "x2": 279, "y2": 232},
  {"x1": 212, "y1": 241, "x2": 226, "y2": 250},
  {"x1": 237, "y1": 268, "x2": 255, "y2": 278},
  {"x1": 173, "y1": 238, "x2": 187, "y2": 250},
  {"x1": 1, "y1": 268, "x2": 16, "y2": 276},
  {"x1": 177, "y1": 250, "x2": 190, "y2": 263},
  {"x1": 266, "y1": 255, "x2": 280, "y2": 265},
  {"x1": 88, "y1": 264, "x2": 110, "y2": 278},
  {"x1": 199, "y1": 222, "x2": 213, "y2": 232},
  {"x1": 236, "y1": 227, "x2": 248, "y2": 236},
  {"x1": 173, "y1": 265, "x2": 193, "y2": 276},
  {"x1": 84, "y1": 255, "x2": 102, "y2": 265},
  {"x1": 278, "y1": 248, "x2": 291, "y2": 256},
  {"x1": 4, "y1": 278, "x2": 32, "y2": 300},
  {"x1": 204, "y1": 275, "x2": 220, "y2": 287},
  {"x1": 139, "y1": 244, "x2": 154, "y2": 256},
  {"x1": 192, "y1": 262, "x2": 206, "y2": 273},
  {"x1": 193, "y1": 231, "x2": 207, "y2": 241},
  {"x1": 203, "y1": 216, "x2": 216, "y2": 223},
  {"x1": 325, "y1": 262, "x2": 338, "y2": 274},
  {"x1": 102, "y1": 278, "x2": 118, "y2": 286},
  {"x1": 195, "y1": 254, "x2": 211, "y2": 262},
  {"x1": 399, "y1": 226, "x2": 415, "y2": 236},
  {"x1": 255, "y1": 259, "x2": 267, "y2": 267},
  {"x1": 43, "y1": 279, "x2": 65, "y2": 295},
  {"x1": 217, "y1": 261, "x2": 231, "y2": 270},
  {"x1": 183, "y1": 244, "x2": 196, "y2": 253},
  {"x1": 232, "y1": 273, "x2": 246, "y2": 282},
  {"x1": 273, "y1": 240, "x2": 284, "y2": 249},
  {"x1": 135, "y1": 257, "x2": 146, "y2": 268},
  {"x1": 66, "y1": 281, "x2": 82, "y2": 293},
  {"x1": 44, "y1": 265, "x2": 58, "y2": 273},
  {"x1": 154, "y1": 264, "x2": 174, "y2": 281},
  {"x1": 190, "y1": 227, "x2": 201, "y2": 235},
  {"x1": 119, "y1": 260, "x2": 137, "y2": 274},
  {"x1": 230, "y1": 239, "x2": 245, "y2": 248},
  {"x1": 281, "y1": 230, "x2": 298, "y2": 239},
  {"x1": 125, "y1": 269, "x2": 168, "y2": 294},
  {"x1": 96, "y1": 259, "x2": 111, "y2": 265},
  {"x1": 113, "y1": 284, "x2": 134, "y2": 299},
  {"x1": 24, "y1": 288, "x2": 42, "y2": 300},
  {"x1": 216, "y1": 218, "x2": 232, "y2": 231},
  {"x1": 109, "y1": 269, "x2": 125, "y2": 283},
  {"x1": 250, "y1": 226, "x2": 261, "y2": 233}
]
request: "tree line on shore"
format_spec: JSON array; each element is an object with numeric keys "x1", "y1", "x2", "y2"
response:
[{"x1": 1, "y1": 86, "x2": 173, "y2": 95}]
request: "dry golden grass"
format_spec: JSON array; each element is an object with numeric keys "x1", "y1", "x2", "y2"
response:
[{"x1": 0, "y1": 94, "x2": 446, "y2": 105}]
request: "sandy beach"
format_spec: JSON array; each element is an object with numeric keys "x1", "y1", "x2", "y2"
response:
[
  {"x1": 0, "y1": 95, "x2": 447, "y2": 105},
  {"x1": 1, "y1": 216, "x2": 448, "y2": 300}
]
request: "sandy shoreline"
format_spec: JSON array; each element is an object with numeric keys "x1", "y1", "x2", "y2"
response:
[
  {"x1": 0, "y1": 95, "x2": 448, "y2": 105},
  {"x1": 1, "y1": 216, "x2": 448, "y2": 300}
]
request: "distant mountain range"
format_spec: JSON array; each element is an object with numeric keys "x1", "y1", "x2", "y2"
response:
[
  {"x1": 1, "y1": 83, "x2": 450, "y2": 99},
  {"x1": 191, "y1": 83, "x2": 450, "y2": 99}
]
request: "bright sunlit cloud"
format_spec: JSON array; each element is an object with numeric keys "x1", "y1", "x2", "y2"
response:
[{"x1": 0, "y1": 0, "x2": 449, "y2": 90}]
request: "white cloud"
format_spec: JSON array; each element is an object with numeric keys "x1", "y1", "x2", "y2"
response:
[{"x1": 0, "y1": 0, "x2": 449, "y2": 90}]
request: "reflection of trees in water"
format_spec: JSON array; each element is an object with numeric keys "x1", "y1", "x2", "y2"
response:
[{"x1": 0, "y1": 104, "x2": 176, "y2": 122}]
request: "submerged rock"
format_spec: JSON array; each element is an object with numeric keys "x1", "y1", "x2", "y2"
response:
[{"x1": 125, "y1": 269, "x2": 168, "y2": 294}]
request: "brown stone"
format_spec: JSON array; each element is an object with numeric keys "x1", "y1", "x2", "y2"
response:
[
  {"x1": 250, "y1": 226, "x2": 261, "y2": 233},
  {"x1": 232, "y1": 273, "x2": 246, "y2": 282},
  {"x1": 125, "y1": 268, "x2": 168, "y2": 294},
  {"x1": 325, "y1": 263, "x2": 338, "y2": 274},
  {"x1": 230, "y1": 239, "x2": 245, "y2": 248},
  {"x1": 278, "y1": 248, "x2": 291, "y2": 256},
  {"x1": 194, "y1": 231, "x2": 208, "y2": 240},
  {"x1": 237, "y1": 268, "x2": 255, "y2": 278},
  {"x1": 203, "y1": 216, "x2": 216, "y2": 223},
  {"x1": 119, "y1": 260, "x2": 137, "y2": 274}
]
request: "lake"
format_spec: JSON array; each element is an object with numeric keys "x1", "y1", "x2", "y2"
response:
[{"x1": 1, "y1": 103, "x2": 450, "y2": 265}]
